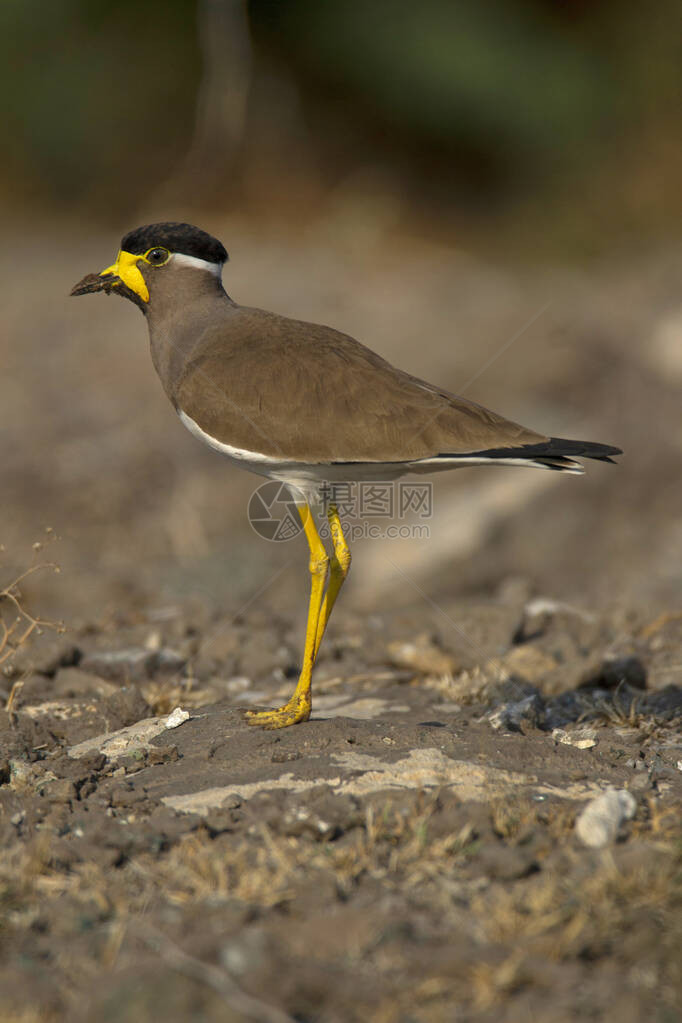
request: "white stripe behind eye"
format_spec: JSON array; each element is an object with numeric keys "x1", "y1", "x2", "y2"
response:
[{"x1": 172, "y1": 253, "x2": 223, "y2": 275}]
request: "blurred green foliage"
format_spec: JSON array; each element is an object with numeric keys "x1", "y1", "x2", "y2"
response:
[
  {"x1": 1, "y1": 0, "x2": 680, "y2": 239},
  {"x1": 0, "y1": 0, "x2": 199, "y2": 208},
  {"x1": 252, "y1": 0, "x2": 608, "y2": 178}
]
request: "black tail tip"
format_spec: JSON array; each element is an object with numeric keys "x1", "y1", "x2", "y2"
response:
[{"x1": 544, "y1": 438, "x2": 622, "y2": 463}]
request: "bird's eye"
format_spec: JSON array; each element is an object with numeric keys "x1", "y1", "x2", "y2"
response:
[{"x1": 145, "y1": 247, "x2": 170, "y2": 266}]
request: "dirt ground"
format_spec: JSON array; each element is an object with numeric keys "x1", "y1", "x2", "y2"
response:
[{"x1": 1, "y1": 216, "x2": 681, "y2": 1021}]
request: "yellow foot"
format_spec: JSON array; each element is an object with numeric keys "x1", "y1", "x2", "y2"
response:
[{"x1": 245, "y1": 695, "x2": 311, "y2": 729}]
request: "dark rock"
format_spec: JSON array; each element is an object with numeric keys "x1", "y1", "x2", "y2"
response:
[
  {"x1": 80, "y1": 752, "x2": 107, "y2": 774},
  {"x1": 49, "y1": 751, "x2": 107, "y2": 786},
  {"x1": 579, "y1": 653, "x2": 647, "y2": 690},
  {"x1": 543, "y1": 690, "x2": 589, "y2": 729},
  {"x1": 102, "y1": 686, "x2": 150, "y2": 729},
  {"x1": 147, "y1": 744, "x2": 179, "y2": 765},
  {"x1": 641, "y1": 684, "x2": 682, "y2": 719},
  {"x1": 488, "y1": 692, "x2": 545, "y2": 733}
]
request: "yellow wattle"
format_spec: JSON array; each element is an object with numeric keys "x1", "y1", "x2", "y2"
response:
[{"x1": 99, "y1": 250, "x2": 149, "y2": 303}]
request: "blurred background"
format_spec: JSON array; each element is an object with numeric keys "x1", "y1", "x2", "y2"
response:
[{"x1": 2, "y1": 0, "x2": 681, "y2": 630}]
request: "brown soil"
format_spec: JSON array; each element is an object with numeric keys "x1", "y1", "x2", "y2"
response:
[
  {"x1": 1, "y1": 221, "x2": 680, "y2": 1021},
  {"x1": 0, "y1": 597, "x2": 680, "y2": 1022}
]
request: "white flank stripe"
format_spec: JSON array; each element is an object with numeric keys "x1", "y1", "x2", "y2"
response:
[
  {"x1": 178, "y1": 410, "x2": 586, "y2": 481},
  {"x1": 178, "y1": 410, "x2": 280, "y2": 464}
]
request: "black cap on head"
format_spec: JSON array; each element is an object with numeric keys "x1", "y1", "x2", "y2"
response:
[{"x1": 121, "y1": 222, "x2": 228, "y2": 264}]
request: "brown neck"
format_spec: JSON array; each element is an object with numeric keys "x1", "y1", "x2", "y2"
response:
[{"x1": 144, "y1": 266, "x2": 236, "y2": 400}]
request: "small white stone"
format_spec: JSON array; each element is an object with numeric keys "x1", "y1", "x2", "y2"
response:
[
  {"x1": 575, "y1": 789, "x2": 637, "y2": 848},
  {"x1": 165, "y1": 707, "x2": 190, "y2": 729},
  {"x1": 676, "y1": 760, "x2": 682, "y2": 772},
  {"x1": 552, "y1": 727, "x2": 597, "y2": 750}
]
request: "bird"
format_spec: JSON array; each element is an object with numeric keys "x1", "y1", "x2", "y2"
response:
[{"x1": 71, "y1": 222, "x2": 621, "y2": 729}]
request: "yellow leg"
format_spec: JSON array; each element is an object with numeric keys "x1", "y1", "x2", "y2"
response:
[
  {"x1": 246, "y1": 504, "x2": 328, "y2": 728},
  {"x1": 314, "y1": 504, "x2": 351, "y2": 659}
]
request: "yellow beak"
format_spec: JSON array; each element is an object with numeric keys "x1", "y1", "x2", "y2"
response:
[{"x1": 100, "y1": 250, "x2": 149, "y2": 303}]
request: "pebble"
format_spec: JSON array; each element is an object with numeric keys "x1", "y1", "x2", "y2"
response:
[
  {"x1": 165, "y1": 707, "x2": 190, "y2": 729},
  {"x1": 575, "y1": 789, "x2": 637, "y2": 848},
  {"x1": 271, "y1": 750, "x2": 302, "y2": 763},
  {"x1": 552, "y1": 727, "x2": 598, "y2": 750}
]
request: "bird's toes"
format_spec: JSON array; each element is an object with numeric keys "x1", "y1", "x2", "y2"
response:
[{"x1": 243, "y1": 701, "x2": 311, "y2": 729}]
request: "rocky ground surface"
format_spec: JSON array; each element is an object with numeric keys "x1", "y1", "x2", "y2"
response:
[
  {"x1": 0, "y1": 595, "x2": 680, "y2": 1022},
  {"x1": 2, "y1": 222, "x2": 681, "y2": 1020}
]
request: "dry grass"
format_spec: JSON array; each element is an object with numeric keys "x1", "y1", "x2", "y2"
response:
[
  {"x1": 421, "y1": 665, "x2": 497, "y2": 705},
  {"x1": 465, "y1": 843, "x2": 682, "y2": 1012},
  {"x1": 0, "y1": 534, "x2": 63, "y2": 693},
  {"x1": 1, "y1": 783, "x2": 680, "y2": 1020},
  {"x1": 490, "y1": 797, "x2": 536, "y2": 842},
  {"x1": 469, "y1": 952, "x2": 531, "y2": 1012},
  {"x1": 580, "y1": 684, "x2": 648, "y2": 729},
  {"x1": 134, "y1": 795, "x2": 480, "y2": 909},
  {"x1": 472, "y1": 843, "x2": 681, "y2": 952}
]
